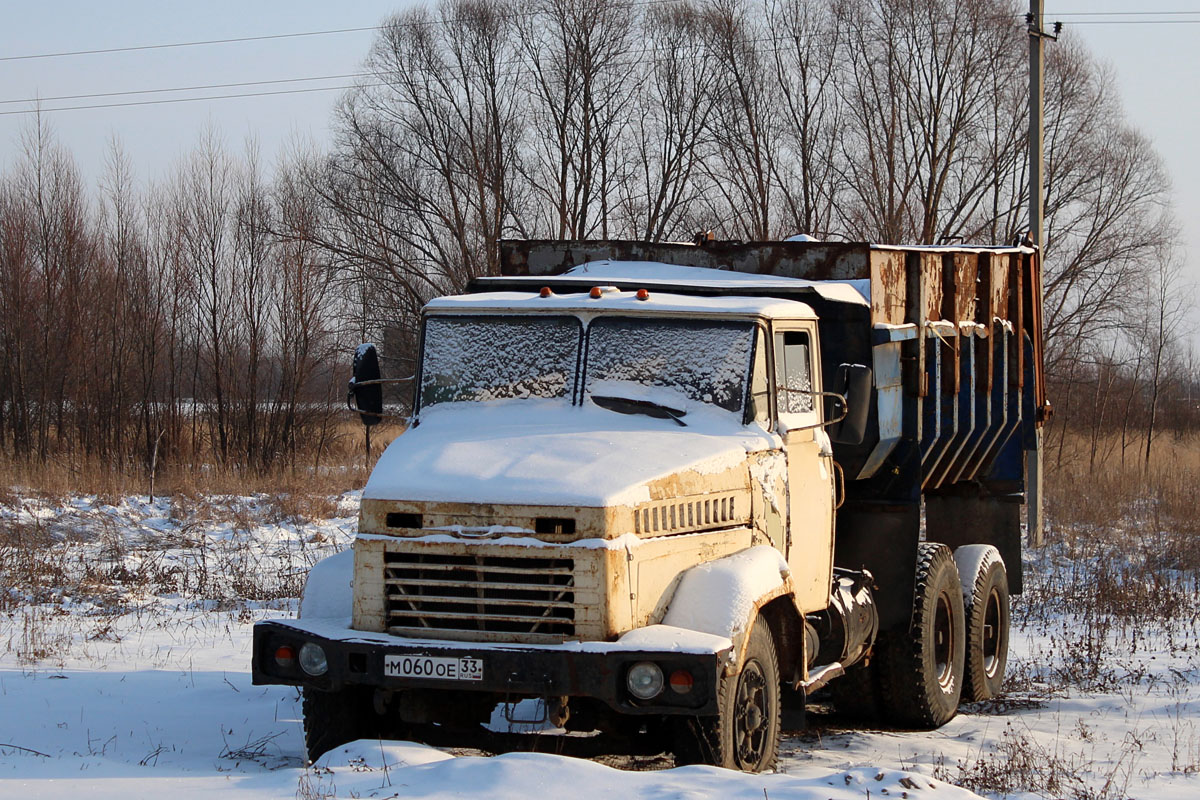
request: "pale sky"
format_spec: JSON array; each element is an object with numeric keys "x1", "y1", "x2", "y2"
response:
[
  {"x1": 1, "y1": 1, "x2": 1197, "y2": 313},
  {"x1": 0, "y1": 1, "x2": 401, "y2": 181}
]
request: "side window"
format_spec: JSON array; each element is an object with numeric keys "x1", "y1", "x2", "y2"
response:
[
  {"x1": 747, "y1": 326, "x2": 770, "y2": 425},
  {"x1": 775, "y1": 330, "x2": 814, "y2": 415}
]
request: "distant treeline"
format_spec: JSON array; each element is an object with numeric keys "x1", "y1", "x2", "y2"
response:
[{"x1": 0, "y1": 0, "x2": 1192, "y2": 475}]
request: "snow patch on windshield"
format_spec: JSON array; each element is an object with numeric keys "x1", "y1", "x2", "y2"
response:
[
  {"x1": 586, "y1": 317, "x2": 753, "y2": 414},
  {"x1": 420, "y1": 315, "x2": 578, "y2": 408}
]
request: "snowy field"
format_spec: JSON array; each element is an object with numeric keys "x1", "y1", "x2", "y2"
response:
[{"x1": 2, "y1": 492, "x2": 1198, "y2": 799}]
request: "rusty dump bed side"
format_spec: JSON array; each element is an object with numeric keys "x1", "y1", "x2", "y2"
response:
[{"x1": 493, "y1": 238, "x2": 1049, "y2": 616}]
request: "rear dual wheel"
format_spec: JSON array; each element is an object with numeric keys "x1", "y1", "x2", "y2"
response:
[
  {"x1": 954, "y1": 545, "x2": 1010, "y2": 702},
  {"x1": 877, "y1": 543, "x2": 965, "y2": 728}
]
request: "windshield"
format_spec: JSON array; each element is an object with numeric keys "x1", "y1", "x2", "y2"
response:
[
  {"x1": 419, "y1": 315, "x2": 581, "y2": 409},
  {"x1": 583, "y1": 317, "x2": 754, "y2": 414}
]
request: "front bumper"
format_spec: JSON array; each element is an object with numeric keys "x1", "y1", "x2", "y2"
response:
[{"x1": 253, "y1": 618, "x2": 728, "y2": 716}]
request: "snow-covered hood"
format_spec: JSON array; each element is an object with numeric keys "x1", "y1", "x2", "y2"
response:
[{"x1": 364, "y1": 400, "x2": 780, "y2": 507}]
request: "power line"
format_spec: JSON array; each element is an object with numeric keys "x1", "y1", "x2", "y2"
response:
[
  {"x1": 0, "y1": 27, "x2": 382, "y2": 63},
  {"x1": 5, "y1": 10, "x2": 1197, "y2": 115},
  {"x1": 0, "y1": 27, "x2": 825, "y2": 116},
  {"x1": 1050, "y1": 10, "x2": 1200, "y2": 16},
  {"x1": 1066, "y1": 19, "x2": 1200, "y2": 25},
  {"x1": 0, "y1": 84, "x2": 377, "y2": 117},
  {"x1": 0, "y1": 73, "x2": 368, "y2": 106},
  {"x1": 3, "y1": 6, "x2": 1197, "y2": 67},
  {"x1": 0, "y1": 25, "x2": 832, "y2": 112},
  {"x1": 0, "y1": 0, "x2": 683, "y2": 63}
]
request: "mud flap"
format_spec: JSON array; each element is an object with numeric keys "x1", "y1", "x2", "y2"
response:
[{"x1": 925, "y1": 493, "x2": 1023, "y2": 595}]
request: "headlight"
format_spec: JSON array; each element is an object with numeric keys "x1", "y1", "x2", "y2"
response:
[
  {"x1": 299, "y1": 642, "x2": 328, "y2": 676},
  {"x1": 626, "y1": 662, "x2": 664, "y2": 700}
]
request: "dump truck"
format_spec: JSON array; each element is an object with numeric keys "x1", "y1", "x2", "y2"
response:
[{"x1": 252, "y1": 237, "x2": 1049, "y2": 771}]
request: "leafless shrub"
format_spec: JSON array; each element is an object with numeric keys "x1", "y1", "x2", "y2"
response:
[
  {"x1": 296, "y1": 767, "x2": 338, "y2": 800},
  {"x1": 937, "y1": 722, "x2": 1139, "y2": 800},
  {"x1": 268, "y1": 492, "x2": 339, "y2": 525}
]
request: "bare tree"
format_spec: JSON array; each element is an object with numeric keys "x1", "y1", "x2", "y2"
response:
[
  {"x1": 1038, "y1": 41, "x2": 1178, "y2": 370},
  {"x1": 697, "y1": 0, "x2": 781, "y2": 239},
  {"x1": 518, "y1": 0, "x2": 638, "y2": 239},
  {"x1": 615, "y1": 0, "x2": 717, "y2": 241},
  {"x1": 1141, "y1": 244, "x2": 1192, "y2": 466},
  {"x1": 176, "y1": 130, "x2": 237, "y2": 463},
  {"x1": 765, "y1": 0, "x2": 844, "y2": 238}
]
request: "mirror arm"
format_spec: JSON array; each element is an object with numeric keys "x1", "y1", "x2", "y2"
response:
[
  {"x1": 350, "y1": 376, "x2": 414, "y2": 388},
  {"x1": 346, "y1": 397, "x2": 408, "y2": 420},
  {"x1": 776, "y1": 388, "x2": 849, "y2": 431},
  {"x1": 346, "y1": 376, "x2": 414, "y2": 419}
]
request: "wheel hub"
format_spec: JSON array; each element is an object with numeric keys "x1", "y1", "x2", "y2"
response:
[
  {"x1": 982, "y1": 586, "x2": 1002, "y2": 678},
  {"x1": 735, "y1": 660, "x2": 769, "y2": 767},
  {"x1": 934, "y1": 590, "x2": 955, "y2": 691}
]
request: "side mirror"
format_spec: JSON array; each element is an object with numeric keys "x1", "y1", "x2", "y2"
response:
[
  {"x1": 829, "y1": 363, "x2": 872, "y2": 445},
  {"x1": 349, "y1": 343, "x2": 383, "y2": 427}
]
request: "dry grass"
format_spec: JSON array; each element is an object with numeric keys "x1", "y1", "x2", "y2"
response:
[
  {"x1": 0, "y1": 420, "x2": 405, "y2": 500},
  {"x1": 1006, "y1": 430, "x2": 1200, "y2": 694},
  {"x1": 1047, "y1": 431, "x2": 1200, "y2": 544}
]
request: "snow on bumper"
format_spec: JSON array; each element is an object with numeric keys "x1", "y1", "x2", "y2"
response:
[{"x1": 252, "y1": 617, "x2": 731, "y2": 715}]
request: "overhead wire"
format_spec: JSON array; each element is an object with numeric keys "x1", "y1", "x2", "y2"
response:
[
  {"x1": 1048, "y1": 10, "x2": 1200, "y2": 16},
  {"x1": 0, "y1": 73, "x2": 369, "y2": 106},
  {"x1": 0, "y1": 84, "x2": 381, "y2": 117},
  {"x1": 0, "y1": 0, "x2": 685, "y2": 63},
  {"x1": 4, "y1": 8, "x2": 1197, "y2": 115},
  {"x1": 2, "y1": 3, "x2": 1197, "y2": 64},
  {"x1": 0, "y1": 26, "x2": 382, "y2": 63}
]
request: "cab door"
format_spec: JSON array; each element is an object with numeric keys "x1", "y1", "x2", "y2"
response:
[{"x1": 774, "y1": 322, "x2": 836, "y2": 613}]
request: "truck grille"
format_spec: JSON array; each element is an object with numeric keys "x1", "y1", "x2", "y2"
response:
[{"x1": 384, "y1": 552, "x2": 576, "y2": 641}]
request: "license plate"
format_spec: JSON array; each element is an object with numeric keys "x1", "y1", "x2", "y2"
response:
[{"x1": 384, "y1": 654, "x2": 484, "y2": 681}]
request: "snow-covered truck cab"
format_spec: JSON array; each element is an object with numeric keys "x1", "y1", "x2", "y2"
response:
[
  {"x1": 354, "y1": 286, "x2": 852, "y2": 637},
  {"x1": 253, "y1": 239, "x2": 1048, "y2": 772}
]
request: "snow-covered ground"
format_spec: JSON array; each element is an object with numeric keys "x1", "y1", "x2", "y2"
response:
[{"x1": 1, "y1": 493, "x2": 1197, "y2": 799}]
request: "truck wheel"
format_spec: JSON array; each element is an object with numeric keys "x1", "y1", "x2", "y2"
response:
[
  {"x1": 302, "y1": 686, "x2": 380, "y2": 763},
  {"x1": 954, "y1": 545, "x2": 1010, "y2": 702},
  {"x1": 877, "y1": 542, "x2": 965, "y2": 728},
  {"x1": 674, "y1": 616, "x2": 781, "y2": 772}
]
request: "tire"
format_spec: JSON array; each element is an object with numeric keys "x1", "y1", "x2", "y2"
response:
[
  {"x1": 954, "y1": 545, "x2": 1010, "y2": 702},
  {"x1": 673, "y1": 616, "x2": 781, "y2": 772},
  {"x1": 302, "y1": 686, "x2": 380, "y2": 763},
  {"x1": 877, "y1": 542, "x2": 965, "y2": 728}
]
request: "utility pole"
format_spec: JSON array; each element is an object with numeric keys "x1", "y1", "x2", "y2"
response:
[{"x1": 1026, "y1": 2, "x2": 1058, "y2": 548}]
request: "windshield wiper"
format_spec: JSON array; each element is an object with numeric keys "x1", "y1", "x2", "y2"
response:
[{"x1": 589, "y1": 395, "x2": 688, "y2": 426}]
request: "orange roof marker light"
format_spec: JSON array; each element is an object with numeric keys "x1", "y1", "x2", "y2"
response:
[
  {"x1": 589, "y1": 286, "x2": 603, "y2": 299},
  {"x1": 636, "y1": 289, "x2": 650, "y2": 301},
  {"x1": 539, "y1": 286, "x2": 553, "y2": 297}
]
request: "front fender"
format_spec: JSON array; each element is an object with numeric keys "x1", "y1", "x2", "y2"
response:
[
  {"x1": 661, "y1": 546, "x2": 796, "y2": 669},
  {"x1": 299, "y1": 548, "x2": 354, "y2": 620}
]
